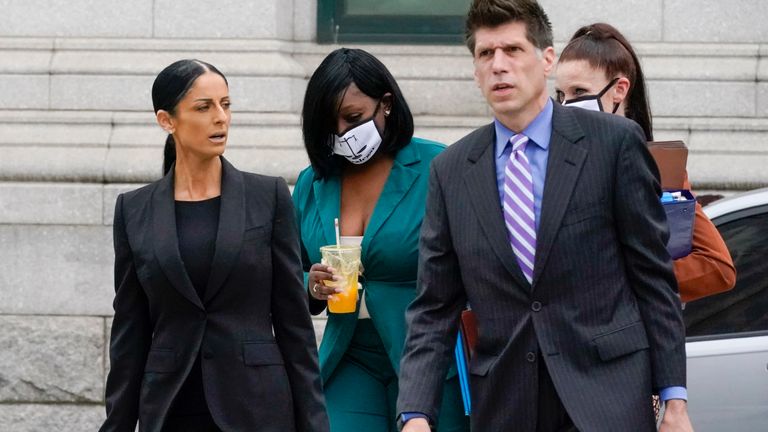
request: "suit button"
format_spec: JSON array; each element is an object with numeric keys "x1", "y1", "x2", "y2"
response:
[
  {"x1": 203, "y1": 350, "x2": 213, "y2": 359},
  {"x1": 531, "y1": 301, "x2": 542, "y2": 312},
  {"x1": 526, "y1": 352, "x2": 536, "y2": 363}
]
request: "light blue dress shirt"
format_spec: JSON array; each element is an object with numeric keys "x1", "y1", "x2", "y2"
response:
[
  {"x1": 493, "y1": 98, "x2": 687, "y2": 403},
  {"x1": 494, "y1": 98, "x2": 553, "y2": 230}
]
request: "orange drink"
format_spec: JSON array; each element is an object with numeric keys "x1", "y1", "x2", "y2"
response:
[{"x1": 320, "y1": 244, "x2": 361, "y2": 314}]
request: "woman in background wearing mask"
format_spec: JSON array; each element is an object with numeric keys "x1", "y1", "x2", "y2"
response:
[
  {"x1": 554, "y1": 22, "x2": 735, "y2": 305},
  {"x1": 554, "y1": 24, "x2": 736, "y2": 424},
  {"x1": 293, "y1": 48, "x2": 470, "y2": 432}
]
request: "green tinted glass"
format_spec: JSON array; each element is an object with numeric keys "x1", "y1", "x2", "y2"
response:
[
  {"x1": 318, "y1": 0, "x2": 469, "y2": 44},
  {"x1": 345, "y1": 0, "x2": 468, "y2": 16}
]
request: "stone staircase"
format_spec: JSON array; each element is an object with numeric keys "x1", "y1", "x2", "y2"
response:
[{"x1": 2, "y1": 38, "x2": 767, "y2": 187}]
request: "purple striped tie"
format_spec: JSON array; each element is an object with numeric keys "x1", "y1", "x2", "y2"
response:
[{"x1": 503, "y1": 134, "x2": 536, "y2": 284}]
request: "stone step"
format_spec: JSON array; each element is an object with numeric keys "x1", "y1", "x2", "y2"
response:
[
  {"x1": 0, "y1": 315, "x2": 105, "y2": 403},
  {"x1": 0, "y1": 404, "x2": 104, "y2": 432},
  {"x1": 0, "y1": 110, "x2": 766, "y2": 188},
  {"x1": 1, "y1": 38, "x2": 767, "y2": 117}
]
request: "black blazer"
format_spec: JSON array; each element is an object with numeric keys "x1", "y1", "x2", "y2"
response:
[
  {"x1": 100, "y1": 158, "x2": 329, "y2": 432},
  {"x1": 397, "y1": 102, "x2": 686, "y2": 431}
]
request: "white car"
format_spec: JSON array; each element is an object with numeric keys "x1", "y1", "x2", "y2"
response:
[{"x1": 684, "y1": 188, "x2": 768, "y2": 430}]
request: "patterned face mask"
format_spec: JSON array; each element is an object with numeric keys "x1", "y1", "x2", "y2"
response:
[{"x1": 332, "y1": 103, "x2": 383, "y2": 165}]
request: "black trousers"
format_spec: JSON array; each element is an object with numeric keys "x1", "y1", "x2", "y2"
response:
[
  {"x1": 163, "y1": 412, "x2": 221, "y2": 432},
  {"x1": 536, "y1": 354, "x2": 578, "y2": 432}
]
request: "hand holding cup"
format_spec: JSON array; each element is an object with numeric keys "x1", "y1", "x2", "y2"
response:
[{"x1": 308, "y1": 263, "x2": 343, "y2": 301}]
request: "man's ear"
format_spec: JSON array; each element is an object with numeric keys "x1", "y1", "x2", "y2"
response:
[
  {"x1": 613, "y1": 76, "x2": 631, "y2": 105},
  {"x1": 541, "y1": 46, "x2": 556, "y2": 76},
  {"x1": 156, "y1": 110, "x2": 175, "y2": 134}
]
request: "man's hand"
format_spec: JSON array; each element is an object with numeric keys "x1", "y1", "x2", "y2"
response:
[
  {"x1": 659, "y1": 399, "x2": 694, "y2": 432},
  {"x1": 401, "y1": 417, "x2": 431, "y2": 432}
]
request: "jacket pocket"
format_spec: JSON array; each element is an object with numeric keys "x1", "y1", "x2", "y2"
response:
[
  {"x1": 144, "y1": 349, "x2": 177, "y2": 373},
  {"x1": 469, "y1": 352, "x2": 498, "y2": 377},
  {"x1": 561, "y1": 203, "x2": 605, "y2": 226},
  {"x1": 243, "y1": 341, "x2": 284, "y2": 366},
  {"x1": 592, "y1": 321, "x2": 649, "y2": 361},
  {"x1": 243, "y1": 224, "x2": 269, "y2": 241}
]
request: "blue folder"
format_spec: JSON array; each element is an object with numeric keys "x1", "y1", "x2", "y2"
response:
[{"x1": 455, "y1": 332, "x2": 471, "y2": 415}]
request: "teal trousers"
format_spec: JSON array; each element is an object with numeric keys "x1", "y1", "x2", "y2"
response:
[{"x1": 323, "y1": 320, "x2": 470, "y2": 432}]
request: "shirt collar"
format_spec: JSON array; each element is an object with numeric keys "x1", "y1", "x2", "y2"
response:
[{"x1": 494, "y1": 98, "x2": 553, "y2": 160}]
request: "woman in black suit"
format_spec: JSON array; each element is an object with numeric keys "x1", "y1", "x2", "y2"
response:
[{"x1": 100, "y1": 59, "x2": 329, "y2": 432}]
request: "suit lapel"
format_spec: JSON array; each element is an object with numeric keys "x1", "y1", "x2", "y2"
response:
[
  {"x1": 312, "y1": 174, "x2": 341, "y2": 247},
  {"x1": 532, "y1": 104, "x2": 587, "y2": 287},
  {"x1": 152, "y1": 168, "x2": 205, "y2": 310},
  {"x1": 204, "y1": 157, "x2": 246, "y2": 303},
  {"x1": 310, "y1": 144, "x2": 421, "y2": 261},
  {"x1": 464, "y1": 124, "x2": 530, "y2": 289},
  {"x1": 361, "y1": 143, "x2": 420, "y2": 260}
]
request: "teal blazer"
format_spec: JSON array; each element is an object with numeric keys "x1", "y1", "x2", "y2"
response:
[{"x1": 293, "y1": 137, "x2": 454, "y2": 383}]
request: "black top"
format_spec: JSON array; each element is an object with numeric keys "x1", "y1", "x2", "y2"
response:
[
  {"x1": 175, "y1": 196, "x2": 221, "y2": 300},
  {"x1": 169, "y1": 196, "x2": 220, "y2": 419}
]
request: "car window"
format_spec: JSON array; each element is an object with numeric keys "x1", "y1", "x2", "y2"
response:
[{"x1": 684, "y1": 210, "x2": 768, "y2": 337}]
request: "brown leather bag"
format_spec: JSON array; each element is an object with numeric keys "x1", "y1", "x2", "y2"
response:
[{"x1": 459, "y1": 309, "x2": 478, "y2": 361}]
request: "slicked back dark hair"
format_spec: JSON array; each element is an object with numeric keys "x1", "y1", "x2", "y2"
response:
[
  {"x1": 465, "y1": 0, "x2": 553, "y2": 54},
  {"x1": 151, "y1": 59, "x2": 228, "y2": 175},
  {"x1": 559, "y1": 23, "x2": 654, "y2": 141},
  {"x1": 301, "y1": 48, "x2": 414, "y2": 178}
]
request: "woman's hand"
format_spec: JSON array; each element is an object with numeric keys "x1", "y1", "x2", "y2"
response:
[{"x1": 308, "y1": 263, "x2": 342, "y2": 300}]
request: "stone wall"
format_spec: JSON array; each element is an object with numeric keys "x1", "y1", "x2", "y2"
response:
[{"x1": 1, "y1": 1, "x2": 767, "y2": 430}]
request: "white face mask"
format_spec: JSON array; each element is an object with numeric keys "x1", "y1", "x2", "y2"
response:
[
  {"x1": 562, "y1": 77, "x2": 620, "y2": 113},
  {"x1": 332, "y1": 117, "x2": 383, "y2": 165}
]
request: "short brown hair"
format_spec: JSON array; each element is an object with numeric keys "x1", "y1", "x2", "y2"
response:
[{"x1": 465, "y1": 0, "x2": 553, "y2": 54}]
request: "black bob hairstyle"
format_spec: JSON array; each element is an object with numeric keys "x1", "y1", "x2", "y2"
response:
[
  {"x1": 301, "y1": 48, "x2": 414, "y2": 178},
  {"x1": 151, "y1": 59, "x2": 228, "y2": 176}
]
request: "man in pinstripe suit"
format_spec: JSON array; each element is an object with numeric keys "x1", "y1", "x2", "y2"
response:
[{"x1": 397, "y1": 1, "x2": 693, "y2": 431}]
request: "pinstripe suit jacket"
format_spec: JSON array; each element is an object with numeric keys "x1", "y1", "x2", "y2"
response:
[{"x1": 397, "y1": 102, "x2": 687, "y2": 431}]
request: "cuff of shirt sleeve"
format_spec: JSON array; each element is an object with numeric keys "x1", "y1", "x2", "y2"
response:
[
  {"x1": 401, "y1": 412, "x2": 429, "y2": 422},
  {"x1": 659, "y1": 386, "x2": 688, "y2": 402},
  {"x1": 398, "y1": 412, "x2": 431, "y2": 431}
]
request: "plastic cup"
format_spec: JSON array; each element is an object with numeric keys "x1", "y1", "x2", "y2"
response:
[{"x1": 320, "y1": 244, "x2": 361, "y2": 314}]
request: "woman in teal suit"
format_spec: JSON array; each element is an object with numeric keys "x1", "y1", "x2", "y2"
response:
[{"x1": 293, "y1": 48, "x2": 469, "y2": 432}]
